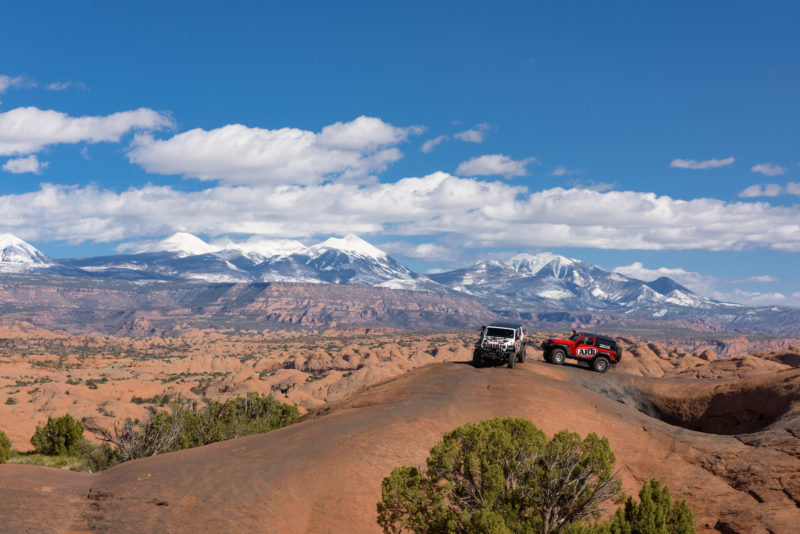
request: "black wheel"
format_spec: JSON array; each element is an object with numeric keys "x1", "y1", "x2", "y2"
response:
[
  {"x1": 518, "y1": 345, "x2": 526, "y2": 363},
  {"x1": 508, "y1": 351, "x2": 516, "y2": 369},
  {"x1": 543, "y1": 350, "x2": 552, "y2": 363},
  {"x1": 550, "y1": 348, "x2": 565, "y2": 365},
  {"x1": 472, "y1": 349, "x2": 482, "y2": 367},
  {"x1": 592, "y1": 357, "x2": 609, "y2": 373}
]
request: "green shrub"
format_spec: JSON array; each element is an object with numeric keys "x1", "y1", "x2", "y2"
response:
[
  {"x1": 77, "y1": 440, "x2": 120, "y2": 472},
  {"x1": 605, "y1": 478, "x2": 695, "y2": 534},
  {"x1": 30, "y1": 414, "x2": 85, "y2": 455},
  {"x1": 0, "y1": 429, "x2": 12, "y2": 463},
  {"x1": 98, "y1": 392, "x2": 299, "y2": 464},
  {"x1": 377, "y1": 418, "x2": 622, "y2": 534}
]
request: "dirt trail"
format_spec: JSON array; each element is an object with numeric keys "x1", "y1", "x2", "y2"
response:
[{"x1": 1, "y1": 360, "x2": 798, "y2": 533}]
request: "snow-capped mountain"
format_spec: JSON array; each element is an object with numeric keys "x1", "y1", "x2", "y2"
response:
[
  {"x1": 61, "y1": 233, "x2": 442, "y2": 290},
  {"x1": 135, "y1": 232, "x2": 222, "y2": 258},
  {"x1": 0, "y1": 234, "x2": 52, "y2": 270},
  {"x1": 0, "y1": 233, "x2": 797, "y2": 333},
  {"x1": 429, "y1": 252, "x2": 718, "y2": 317}
]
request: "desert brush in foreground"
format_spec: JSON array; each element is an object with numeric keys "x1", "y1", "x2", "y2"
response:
[{"x1": 378, "y1": 418, "x2": 694, "y2": 534}]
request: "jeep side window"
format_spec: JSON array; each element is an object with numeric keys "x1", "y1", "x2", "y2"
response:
[{"x1": 582, "y1": 337, "x2": 595, "y2": 346}]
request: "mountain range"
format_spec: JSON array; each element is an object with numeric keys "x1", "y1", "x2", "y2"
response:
[{"x1": 0, "y1": 232, "x2": 797, "y2": 334}]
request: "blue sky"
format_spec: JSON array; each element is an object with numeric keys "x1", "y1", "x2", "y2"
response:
[{"x1": 1, "y1": 1, "x2": 799, "y2": 305}]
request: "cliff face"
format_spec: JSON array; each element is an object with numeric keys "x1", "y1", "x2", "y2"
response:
[{"x1": 0, "y1": 281, "x2": 493, "y2": 333}]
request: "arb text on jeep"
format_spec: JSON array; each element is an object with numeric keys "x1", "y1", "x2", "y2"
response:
[
  {"x1": 541, "y1": 330, "x2": 621, "y2": 373},
  {"x1": 473, "y1": 322, "x2": 526, "y2": 369}
]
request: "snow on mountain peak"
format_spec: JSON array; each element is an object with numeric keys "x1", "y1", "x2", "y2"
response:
[
  {"x1": 507, "y1": 252, "x2": 576, "y2": 274},
  {"x1": 0, "y1": 233, "x2": 51, "y2": 265},
  {"x1": 310, "y1": 234, "x2": 388, "y2": 260},
  {"x1": 138, "y1": 232, "x2": 221, "y2": 258},
  {"x1": 220, "y1": 238, "x2": 307, "y2": 258}
]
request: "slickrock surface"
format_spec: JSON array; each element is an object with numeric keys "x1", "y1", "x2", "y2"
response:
[{"x1": 1, "y1": 357, "x2": 799, "y2": 533}]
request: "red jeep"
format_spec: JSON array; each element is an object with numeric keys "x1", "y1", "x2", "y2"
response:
[{"x1": 541, "y1": 331, "x2": 621, "y2": 373}]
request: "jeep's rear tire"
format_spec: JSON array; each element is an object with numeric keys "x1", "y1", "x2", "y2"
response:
[
  {"x1": 592, "y1": 357, "x2": 609, "y2": 373},
  {"x1": 472, "y1": 349, "x2": 482, "y2": 367},
  {"x1": 550, "y1": 348, "x2": 565, "y2": 365},
  {"x1": 508, "y1": 351, "x2": 516, "y2": 369},
  {"x1": 518, "y1": 345, "x2": 526, "y2": 363}
]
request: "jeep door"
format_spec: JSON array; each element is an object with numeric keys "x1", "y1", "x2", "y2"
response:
[{"x1": 575, "y1": 336, "x2": 596, "y2": 359}]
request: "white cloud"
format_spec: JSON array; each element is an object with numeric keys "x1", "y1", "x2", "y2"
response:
[
  {"x1": 127, "y1": 116, "x2": 421, "y2": 185},
  {"x1": 2, "y1": 155, "x2": 48, "y2": 174},
  {"x1": 567, "y1": 180, "x2": 614, "y2": 192},
  {"x1": 45, "y1": 81, "x2": 87, "y2": 91},
  {"x1": 454, "y1": 123, "x2": 490, "y2": 144},
  {"x1": 743, "y1": 274, "x2": 779, "y2": 283},
  {"x1": 0, "y1": 75, "x2": 32, "y2": 93},
  {"x1": 316, "y1": 116, "x2": 422, "y2": 151},
  {"x1": 455, "y1": 154, "x2": 534, "y2": 178},
  {"x1": 739, "y1": 183, "x2": 783, "y2": 197},
  {"x1": 4, "y1": 176, "x2": 800, "y2": 254},
  {"x1": 0, "y1": 106, "x2": 172, "y2": 156},
  {"x1": 421, "y1": 135, "x2": 449, "y2": 153},
  {"x1": 454, "y1": 129, "x2": 484, "y2": 143},
  {"x1": 380, "y1": 240, "x2": 458, "y2": 261},
  {"x1": 552, "y1": 166, "x2": 582, "y2": 177},
  {"x1": 786, "y1": 182, "x2": 800, "y2": 196},
  {"x1": 670, "y1": 156, "x2": 735, "y2": 170},
  {"x1": 715, "y1": 289, "x2": 787, "y2": 306},
  {"x1": 613, "y1": 262, "x2": 790, "y2": 305},
  {"x1": 613, "y1": 262, "x2": 715, "y2": 293},
  {"x1": 751, "y1": 163, "x2": 787, "y2": 176}
]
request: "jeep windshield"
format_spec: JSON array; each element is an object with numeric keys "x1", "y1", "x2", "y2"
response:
[{"x1": 486, "y1": 327, "x2": 514, "y2": 338}]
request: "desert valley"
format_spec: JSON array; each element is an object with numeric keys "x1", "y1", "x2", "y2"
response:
[{"x1": 0, "y1": 316, "x2": 799, "y2": 533}]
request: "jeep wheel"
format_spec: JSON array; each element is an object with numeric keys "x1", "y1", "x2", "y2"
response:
[
  {"x1": 518, "y1": 345, "x2": 526, "y2": 363},
  {"x1": 472, "y1": 349, "x2": 482, "y2": 368},
  {"x1": 543, "y1": 351, "x2": 552, "y2": 363},
  {"x1": 508, "y1": 351, "x2": 516, "y2": 369},
  {"x1": 550, "y1": 348, "x2": 565, "y2": 365},
  {"x1": 592, "y1": 357, "x2": 609, "y2": 373}
]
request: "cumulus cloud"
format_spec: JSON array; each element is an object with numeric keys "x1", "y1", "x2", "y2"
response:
[
  {"x1": 739, "y1": 183, "x2": 783, "y2": 198},
  {"x1": 751, "y1": 163, "x2": 787, "y2": 176},
  {"x1": 455, "y1": 154, "x2": 535, "y2": 178},
  {"x1": 2, "y1": 154, "x2": 48, "y2": 174},
  {"x1": 0, "y1": 106, "x2": 172, "y2": 156},
  {"x1": 787, "y1": 182, "x2": 800, "y2": 195},
  {"x1": 421, "y1": 135, "x2": 449, "y2": 153},
  {"x1": 739, "y1": 182, "x2": 800, "y2": 198},
  {"x1": 127, "y1": 116, "x2": 421, "y2": 185},
  {"x1": 4, "y1": 175, "x2": 800, "y2": 255},
  {"x1": 669, "y1": 156, "x2": 735, "y2": 170}
]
